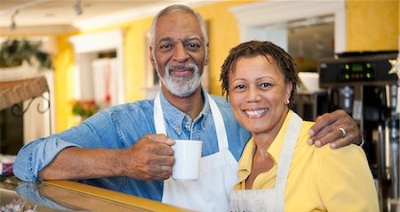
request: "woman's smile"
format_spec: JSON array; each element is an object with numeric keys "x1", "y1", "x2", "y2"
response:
[{"x1": 243, "y1": 108, "x2": 268, "y2": 118}]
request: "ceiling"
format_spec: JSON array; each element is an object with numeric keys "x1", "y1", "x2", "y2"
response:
[
  {"x1": 0, "y1": 0, "x2": 334, "y2": 61},
  {"x1": 0, "y1": 0, "x2": 204, "y2": 34}
]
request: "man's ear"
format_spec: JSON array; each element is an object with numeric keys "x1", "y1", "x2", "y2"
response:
[
  {"x1": 150, "y1": 46, "x2": 155, "y2": 67},
  {"x1": 205, "y1": 43, "x2": 210, "y2": 66}
]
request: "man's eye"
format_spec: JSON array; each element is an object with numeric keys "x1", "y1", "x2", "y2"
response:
[
  {"x1": 186, "y1": 42, "x2": 201, "y2": 50},
  {"x1": 159, "y1": 44, "x2": 173, "y2": 51}
]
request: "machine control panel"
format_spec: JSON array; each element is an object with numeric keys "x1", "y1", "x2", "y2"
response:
[
  {"x1": 319, "y1": 52, "x2": 398, "y2": 86},
  {"x1": 341, "y1": 62, "x2": 374, "y2": 81}
]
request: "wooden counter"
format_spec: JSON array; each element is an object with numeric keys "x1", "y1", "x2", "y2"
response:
[
  {"x1": 42, "y1": 180, "x2": 195, "y2": 212},
  {"x1": 0, "y1": 179, "x2": 196, "y2": 211}
]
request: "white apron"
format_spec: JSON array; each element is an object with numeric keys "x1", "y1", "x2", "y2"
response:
[
  {"x1": 154, "y1": 93, "x2": 238, "y2": 211},
  {"x1": 230, "y1": 113, "x2": 302, "y2": 212}
]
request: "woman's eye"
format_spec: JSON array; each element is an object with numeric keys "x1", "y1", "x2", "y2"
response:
[
  {"x1": 259, "y1": 83, "x2": 271, "y2": 89},
  {"x1": 233, "y1": 84, "x2": 246, "y2": 90}
]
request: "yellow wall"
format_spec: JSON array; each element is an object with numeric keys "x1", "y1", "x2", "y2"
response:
[
  {"x1": 196, "y1": 1, "x2": 253, "y2": 95},
  {"x1": 122, "y1": 1, "x2": 251, "y2": 102},
  {"x1": 124, "y1": 17, "x2": 155, "y2": 102},
  {"x1": 53, "y1": 1, "x2": 250, "y2": 132},
  {"x1": 346, "y1": 0, "x2": 399, "y2": 51},
  {"x1": 52, "y1": 0, "x2": 399, "y2": 132},
  {"x1": 53, "y1": 35, "x2": 77, "y2": 128}
]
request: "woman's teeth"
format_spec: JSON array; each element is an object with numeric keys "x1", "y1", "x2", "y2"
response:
[{"x1": 245, "y1": 109, "x2": 267, "y2": 117}]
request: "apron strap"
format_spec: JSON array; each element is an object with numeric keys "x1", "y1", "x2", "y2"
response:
[
  {"x1": 229, "y1": 111, "x2": 303, "y2": 212},
  {"x1": 153, "y1": 92, "x2": 229, "y2": 150},
  {"x1": 154, "y1": 93, "x2": 166, "y2": 134},
  {"x1": 271, "y1": 112, "x2": 303, "y2": 211},
  {"x1": 275, "y1": 112, "x2": 302, "y2": 188},
  {"x1": 155, "y1": 92, "x2": 234, "y2": 211},
  {"x1": 207, "y1": 94, "x2": 229, "y2": 150}
]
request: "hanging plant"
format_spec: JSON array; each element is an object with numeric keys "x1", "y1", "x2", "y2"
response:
[{"x1": 0, "y1": 39, "x2": 52, "y2": 70}]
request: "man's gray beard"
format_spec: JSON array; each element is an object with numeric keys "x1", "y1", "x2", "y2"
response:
[{"x1": 160, "y1": 64, "x2": 202, "y2": 97}]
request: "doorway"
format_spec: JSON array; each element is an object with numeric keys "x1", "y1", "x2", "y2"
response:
[
  {"x1": 69, "y1": 30, "x2": 125, "y2": 108},
  {"x1": 288, "y1": 19, "x2": 335, "y2": 73},
  {"x1": 229, "y1": 1, "x2": 346, "y2": 53}
]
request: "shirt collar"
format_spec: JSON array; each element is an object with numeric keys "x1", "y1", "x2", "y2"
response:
[
  {"x1": 237, "y1": 111, "x2": 293, "y2": 180},
  {"x1": 158, "y1": 89, "x2": 211, "y2": 135},
  {"x1": 267, "y1": 110, "x2": 293, "y2": 165}
]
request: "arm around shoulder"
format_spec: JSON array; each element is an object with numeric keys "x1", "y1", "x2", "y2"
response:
[{"x1": 309, "y1": 109, "x2": 363, "y2": 149}]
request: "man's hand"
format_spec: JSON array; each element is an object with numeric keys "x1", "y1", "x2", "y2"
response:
[
  {"x1": 307, "y1": 109, "x2": 362, "y2": 149},
  {"x1": 120, "y1": 134, "x2": 175, "y2": 181},
  {"x1": 39, "y1": 134, "x2": 175, "y2": 181}
]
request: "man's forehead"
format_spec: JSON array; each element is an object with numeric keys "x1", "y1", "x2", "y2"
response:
[
  {"x1": 157, "y1": 35, "x2": 202, "y2": 43},
  {"x1": 155, "y1": 13, "x2": 202, "y2": 36}
]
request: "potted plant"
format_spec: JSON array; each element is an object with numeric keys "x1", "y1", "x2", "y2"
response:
[
  {"x1": 0, "y1": 39, "x2": 52, "y2": 70},
  {"x1": 71, "y1": 100, "x2": 100, "y2": 121}
]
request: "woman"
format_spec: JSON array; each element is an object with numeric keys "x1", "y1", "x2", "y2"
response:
[{"x1": 220, "y1": 40, "x2": 379, "y2": 211}]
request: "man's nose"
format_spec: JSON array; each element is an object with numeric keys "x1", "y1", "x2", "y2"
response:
[{"x1": 173, "y1": 42, "x2": 189, "y2": 62}]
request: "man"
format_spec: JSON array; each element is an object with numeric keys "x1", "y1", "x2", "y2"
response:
[{"x1": 14, "y1": 5, "x2": 362, "y2": 211}]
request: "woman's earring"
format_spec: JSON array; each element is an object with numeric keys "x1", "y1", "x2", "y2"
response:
[{"x1": 285, "y1": 99, "x2": 290, "y2": 105}]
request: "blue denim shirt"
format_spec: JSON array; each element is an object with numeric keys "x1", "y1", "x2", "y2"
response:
[{"x1": 14, "y1": 90, "x2": 251, "y2": 202}]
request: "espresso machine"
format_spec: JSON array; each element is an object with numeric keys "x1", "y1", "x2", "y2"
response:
[{"x1": 318, "y1": 51, "x2": 399, "y2": 211}]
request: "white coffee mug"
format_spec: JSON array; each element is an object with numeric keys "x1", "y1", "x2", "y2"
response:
[{"x1": 172, "y1": 140, "x2": 202, "y2": 180}]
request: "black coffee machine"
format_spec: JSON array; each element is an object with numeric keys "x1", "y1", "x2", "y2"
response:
[{"x1": 318, "y1": 51, "x2": 399, "y2": 211}]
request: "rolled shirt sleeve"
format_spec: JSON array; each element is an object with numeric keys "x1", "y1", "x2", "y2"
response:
[
  {"x1": 14, "y1": 137, "x2": 81, "y2": 181},
  {"x1": 12, "y1": 92, "x2": 250, "y2": 203}
]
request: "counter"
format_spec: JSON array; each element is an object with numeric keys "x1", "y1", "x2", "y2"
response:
[{"x1": 0, "y1": 177, "x2": 195, "y2": 211}]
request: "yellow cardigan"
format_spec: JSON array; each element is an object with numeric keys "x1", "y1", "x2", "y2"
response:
[{"x1": 233, "y1": 111, "x2": 379, "y2": 212}]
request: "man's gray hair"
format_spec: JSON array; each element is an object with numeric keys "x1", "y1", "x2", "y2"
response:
[{"x1": 150, "y1": 4, "x2": 208, "y2": 49}]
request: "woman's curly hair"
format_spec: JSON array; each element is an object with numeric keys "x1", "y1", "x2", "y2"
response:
[{"x1": 219, "y1": 40, "x2": 298, "y2": 109}]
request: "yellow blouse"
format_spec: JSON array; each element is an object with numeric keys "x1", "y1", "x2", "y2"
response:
[{"x1": 233, "y1": 111, "x2": 379, "y2": 212}]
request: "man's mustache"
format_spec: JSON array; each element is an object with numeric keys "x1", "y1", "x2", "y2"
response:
[{"x1": 167, "y1": 64, "x2": 196, "y2": 72}]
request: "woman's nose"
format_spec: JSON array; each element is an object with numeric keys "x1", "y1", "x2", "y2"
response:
[{"x1": 246, "y1": 86, "x2": 262, "y2": 102}]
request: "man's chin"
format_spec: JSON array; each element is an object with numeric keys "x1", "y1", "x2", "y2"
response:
[
  {"x1": 161, "y1": 76, "x2": 202, "y2": 97},
  {"x1": 170, "y1": 88, "x2": 197, "y2": 98}
]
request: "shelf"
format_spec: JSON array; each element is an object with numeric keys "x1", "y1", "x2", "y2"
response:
[{"x1": 0, "y1": 76, "x2": 49, "y2": 111}]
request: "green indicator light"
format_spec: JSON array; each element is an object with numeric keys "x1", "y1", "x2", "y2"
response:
[
  {"x1": 366, "y1": 63, "x2": 371, "y2": 68},
  {"x1": 345, "y1": 74, "x2": 349, "y2": 80},
  {"x1": 366, "y1": 73, "x2": 371, "y2": 78},
  {"x1": 345, "y1": 64, "x2": 349, "y2": 70}
]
